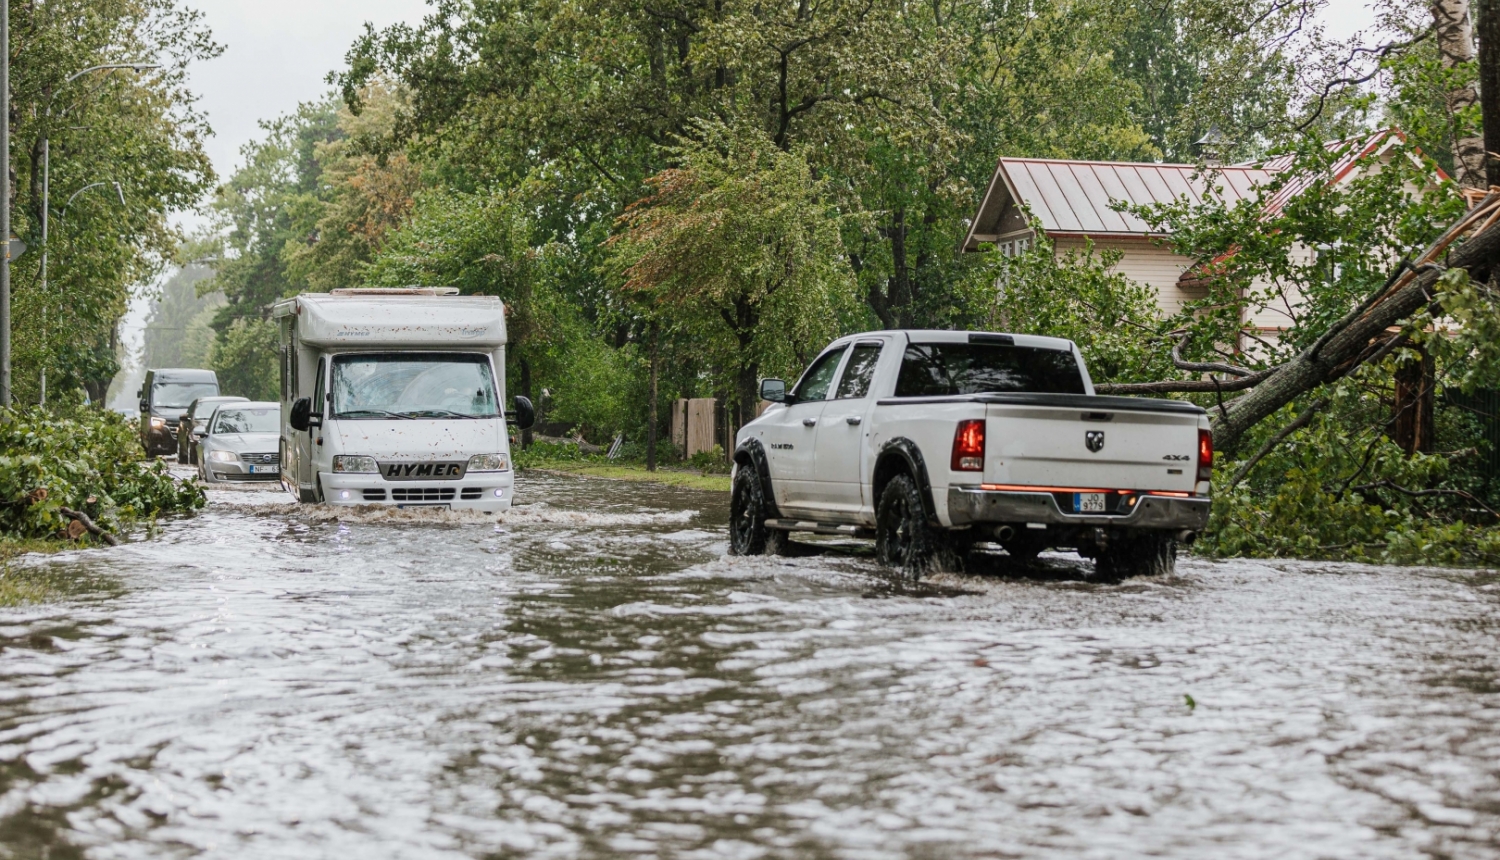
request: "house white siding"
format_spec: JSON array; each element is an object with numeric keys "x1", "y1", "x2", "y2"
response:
[{"x1": 1051, "y1": 237, "x2": 1201, "y2": 315}]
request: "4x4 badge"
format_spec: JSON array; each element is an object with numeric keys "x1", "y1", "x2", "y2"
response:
[{"x1": 1085, "y1": 430, "x2": 1105, "y2": 453}]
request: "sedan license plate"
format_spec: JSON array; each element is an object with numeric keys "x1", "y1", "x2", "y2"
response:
[
  {"x1": 1073, "y1": 492, "x2": 1106, "y2": 513},
  {"x1": 397, "y1": 504, "x2": 449, "y2": 510},
  {"x1": 248, "y1": 464, "x2": 279, "y2": 474}
]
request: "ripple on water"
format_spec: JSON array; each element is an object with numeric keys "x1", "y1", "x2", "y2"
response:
[{"x1": 0, "y1": 472, "x2": 1496, "y2": 858}]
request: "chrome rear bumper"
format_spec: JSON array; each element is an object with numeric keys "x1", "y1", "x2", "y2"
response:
[{"x1": 948, "y1": 487, "x2": 1211, "y2": 531}]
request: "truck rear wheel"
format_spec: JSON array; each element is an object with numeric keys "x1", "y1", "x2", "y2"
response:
[
  {"x1": 1095, "y1": 532, "x2": 1176, "y2": 579},
  {"x1": 729, "y1": 467, "x2": 787, "y2": 556},
  {"x1": 876, "y1": 473, "x2": 936, "y2": 578}
]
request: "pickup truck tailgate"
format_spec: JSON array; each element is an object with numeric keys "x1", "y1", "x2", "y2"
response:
[{"x1": 984, "y1": 396, "x2": 1204, "y2": 493}]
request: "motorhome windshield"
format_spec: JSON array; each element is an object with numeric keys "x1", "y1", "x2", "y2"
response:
[
  {"x1": 152, "y1": 382, "x2": 219, "y2": 410},
  {"x1": 331, "y1": 353, "x2": 500, "y2": 420}
]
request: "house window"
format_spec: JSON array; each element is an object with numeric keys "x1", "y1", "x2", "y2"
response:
[{"x1": 998, "y1": 236, "x2": 1031, "y2": 256}]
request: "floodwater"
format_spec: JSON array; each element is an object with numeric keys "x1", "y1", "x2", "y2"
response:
[{"x1": 1, "y1": 471, "x2": 1498, "y2": 860}]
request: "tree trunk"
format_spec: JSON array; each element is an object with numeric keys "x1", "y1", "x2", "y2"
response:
[
  {"x1": 1435, "y1": 0, "x2": 1486, "y2": 186},
  {"x1": 1391, "y1": 345, "x2": 1437, "y2": 454},
  {"x1": 646, "y1": 325, "x2": 659, "y2": 471},
  {"x1": 1477, "y1": 0, "x2": 1500, "y2": 181},
  {"x1": 1209, "y1": 218, "x2": 1500, "y2": 456}
]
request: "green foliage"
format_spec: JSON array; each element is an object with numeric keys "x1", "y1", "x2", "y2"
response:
[
  {"x1": 0, "y1": 406, "x2": 205, "y2": 541},
  {"x1": 980, "y1": 234, "x2": 1173, "y2": 384},
  {"x1": 7, "y1": 0, "x2": 220, "y2": 402},
  {"x1": 688, "y1": 446, "x2": 731, "y2": 475},
  {"x1": 209, "y1": 318, "x2": 279, "y2": 401},
  {"x1": 608, "y1": 121, "x2": 857, "y2": 424},
  {"x1": 1202, "y1": 376, "x2": 1500, "y2": 567}
]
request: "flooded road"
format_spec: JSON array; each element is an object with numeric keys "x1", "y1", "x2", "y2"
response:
[{"x1": 2, "y1": 471, "x2": 1498, "y2": 859}]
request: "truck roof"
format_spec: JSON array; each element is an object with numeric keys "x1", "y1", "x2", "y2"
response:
[
  {"x1": 837, "y1": 329, "x2": 1078, "y2": 352},
  {"x1": 272, "y1": 289, "x2": 507, "y2": 349},
  {"x1": 147, "y1": 368, "x2": 218, "y2": 382}
]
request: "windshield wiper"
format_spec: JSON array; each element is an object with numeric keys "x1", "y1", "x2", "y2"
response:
[
  {"x1": 335, "y1": 409, "x2": 415, "y2": 420},
  {"x1": 397, "y1": 409, "x2": 494, "y2": 419}
]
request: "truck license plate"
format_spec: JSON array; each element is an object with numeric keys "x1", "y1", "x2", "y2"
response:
[
  {"x1": 248, "y1": 465, "x2": 279, "y2": 474},
  {"x1": 1073, "y1": 492, "x2": 1106, "y2": 513}
]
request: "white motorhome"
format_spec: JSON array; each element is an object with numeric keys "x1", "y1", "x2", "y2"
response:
[{"x1": 272, "y1": 288, "x2": 534, "y2": 511}]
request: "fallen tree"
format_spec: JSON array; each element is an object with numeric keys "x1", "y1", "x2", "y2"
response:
[{"x1": 1097, "y1": 191, "x2": 1500, "y2": 455}]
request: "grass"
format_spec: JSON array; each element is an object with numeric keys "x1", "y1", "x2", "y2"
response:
[
  {"x1": 522, "y1": 459, "x2": 732, "y2": 492},
  {"x1": 0, "y1": 538, "x2": 75, "y2": 606}
]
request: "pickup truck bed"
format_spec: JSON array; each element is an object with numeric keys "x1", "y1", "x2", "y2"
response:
[{"x1": 731, "y1": 330, "x2": 1213, "y2": 580}]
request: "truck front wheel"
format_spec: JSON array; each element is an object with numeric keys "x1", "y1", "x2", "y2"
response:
[
  {"x1": 876, "y1": 473, "x2": 936, "y2": 578},
  {"x1": 1095, "y1": 532, "x2": 1176, "y2": 579},
  {"x1": 729, "y1": 467, "x2": 787, "y2": 556}
]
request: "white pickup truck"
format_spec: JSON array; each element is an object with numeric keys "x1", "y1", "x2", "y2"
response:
[{"x1": 730, "y1": 330, "x2": 1213, "y2": 579}]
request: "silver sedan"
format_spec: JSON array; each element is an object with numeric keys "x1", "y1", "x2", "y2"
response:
[{"x1": 197, "y1": 402, "x2": 282, "y2": 484}]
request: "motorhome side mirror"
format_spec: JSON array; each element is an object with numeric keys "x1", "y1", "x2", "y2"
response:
[
  {"x1": 289, "y1": 397, "x2": 312, "y2": 432},
  {"x1": 509, "y1": 396, "x2": 536, "y2": 430},
  {"x1": 759, "y1": 378, "x2": 788, "y2": 403}
]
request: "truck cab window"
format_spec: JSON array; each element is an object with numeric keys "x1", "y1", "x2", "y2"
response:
[
  {"x1": 834, "y1": 343, "x2": 883, "y2": 399},
  {"x1": 331, "y1": 353, "x2": 500, "y2": 419},
  {"x1": 792, "y1": 347, "x2": 847, "y2": 402},
  {"x1": 895, "y1": 343, "x2": 1086, "y2": 396}
]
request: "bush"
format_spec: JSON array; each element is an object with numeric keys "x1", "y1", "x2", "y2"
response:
[
  {"x1": 0, "y1": 406, "x2": 205, "y2": 541},
  {"x1": 1199, "y1": 378, "x2": 1500, "y2": 567},
  {"x1": 689, "y1": 445, "x2": 730, "y2": 475}
]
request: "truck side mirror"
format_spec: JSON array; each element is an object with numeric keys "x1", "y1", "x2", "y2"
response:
[
  {"x1": 289, "y1": 397, "x2": 312, "y2": 432},
  {"x1": 760, "y1": 378, "x2": 788, "y2": 402},
  {"x1": 509, "y1": 396, "x2": 536, "y2": 430}
]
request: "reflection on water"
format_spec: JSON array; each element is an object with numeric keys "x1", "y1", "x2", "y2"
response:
[{"x1": 1, "y1": 471, "x2": 1498, "y2": 858}]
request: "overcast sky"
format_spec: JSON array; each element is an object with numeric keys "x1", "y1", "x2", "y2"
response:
[
  {"x1": 180, "y1": 0, "x2": 1380, "y2": 221},
  {"x1": 178, "y1": 0, "x2": 432, "y2": 228}
]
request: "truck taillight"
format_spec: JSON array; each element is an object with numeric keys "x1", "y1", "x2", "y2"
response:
[
  {"x1": 1198, "y1": 429, "x2": 1213, "y2": 480},
  {"x1": 952, "y1": 419, "x2": 986, "y2": 472}
]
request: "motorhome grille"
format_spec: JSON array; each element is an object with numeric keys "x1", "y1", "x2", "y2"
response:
[
  {"x1": 362, "y1": 489, "x2": 387, "y2": 501},
  {"x1": 391, "y1": 487, "x2": 457, "y2": 502},
  {"x1": 461, "y1": 488, "x2": 482, "y2": 500}
]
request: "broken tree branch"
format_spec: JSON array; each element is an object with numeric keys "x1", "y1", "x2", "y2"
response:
[
  {"x1": 1096, "y1": 368, "x2": 1274, "y2": 395},
  {"x1": 58, "y1": 507, "x2": 120, "y2": 547},
  {"x1": 1209, "y1": 192, "x2": 1500, "y2": 455},
  {"x1": 1170, "y1": 331, "x2": 1256, "y2": 377},
  {"x1": 1349, "y1": 479, "x2": 1500, "y2": 521},
  {"x1": 1227, "y1": 397, "x2": 1328, "y2": 490}
]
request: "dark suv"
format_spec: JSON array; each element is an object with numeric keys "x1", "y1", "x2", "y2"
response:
[{"x1": 138, "y1": 369, "x2": 220, "y2": 457}]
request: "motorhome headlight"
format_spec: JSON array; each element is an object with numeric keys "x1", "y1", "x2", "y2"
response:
[
  {"x1": 332, "y1": 455, "x2": 378, "y2": 473},
  {"x1": 208, "y1": 450, "x2": 239, "y2": 463},
  {"x1": 149, "y1": 416, "x2": 166, "y2": 429},
  {"x1": 466, "y1": 453, "x2": 510, "y2": 472}
]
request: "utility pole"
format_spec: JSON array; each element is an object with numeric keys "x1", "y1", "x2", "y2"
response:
[{"x1": 1, "y1": 0, "x2": 10, "y2": 408}]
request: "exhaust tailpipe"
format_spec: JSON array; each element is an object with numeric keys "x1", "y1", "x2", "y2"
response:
[
  {"x1": 1176, "y1": 529, "x2": 1198, "y2": 545},
  {"x1": 995, "y1": 525, "x2": 1015, "y2": 542}
]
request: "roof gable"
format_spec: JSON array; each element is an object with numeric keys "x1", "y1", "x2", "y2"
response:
[
  {"x1": 963, "y1": 130, "x2": 1445, "y2": 252},
  {"x1": 964, "y1": 158, "x2": 1271, "y2": 249}
]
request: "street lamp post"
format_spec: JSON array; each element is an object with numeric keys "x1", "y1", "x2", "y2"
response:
[
  {"x1": 39, "y1": 181, "x2": 126, "y2": 404},
  {"x1": 2, "y1": 2, "x2": 11, "y2": 407},
  {"x1": 35, "y1": 63, "x2": 157, "y2": 405}
]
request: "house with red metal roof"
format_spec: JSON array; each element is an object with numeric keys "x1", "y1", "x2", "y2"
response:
[{"x1": 962, "y1": 130, "x2": 1443, "y2": 336}]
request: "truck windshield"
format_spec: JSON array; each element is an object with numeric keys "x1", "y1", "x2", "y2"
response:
[
  {"x1": 153, "y1": 382, "x2": 219, "y2": 410},
  {"x1": 331, "y1": 353, "x2": 500, "y2": 419},
  {"x1": 894, "y1": 343, "x2": 1086, "y2": 396}
]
